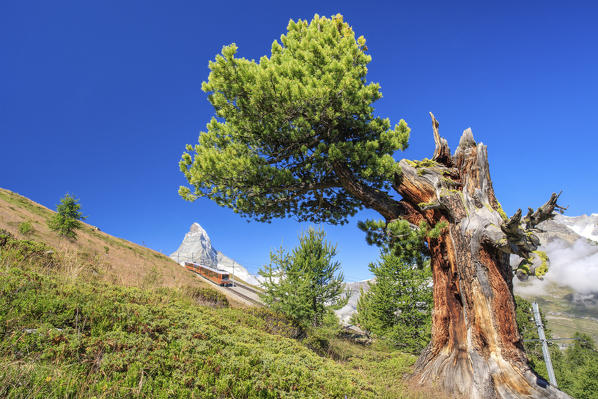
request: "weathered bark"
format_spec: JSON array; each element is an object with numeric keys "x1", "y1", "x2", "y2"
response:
[{"x1": 396, "y1": 115, "x2": 570, "y2": 398}]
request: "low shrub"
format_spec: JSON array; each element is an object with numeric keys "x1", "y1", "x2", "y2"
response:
[
  {"x1": 0, "y1": 266, "x2": 379, "y2": 398},
  {"x1": 18, "y1": 221, "x2": 34, "y2": 236},
  {"x1": 0, "y1": 235, "x2": 419, "y2": 398},
  {"x1": 0, "y1": 231, "x2": 57, "y2": 270},
  {"x1": 184, "y1": 285, "x2": 229, "y2": 308},
  {"x1": 242, "y1": 307, "x2": 302, "y2": 339}
]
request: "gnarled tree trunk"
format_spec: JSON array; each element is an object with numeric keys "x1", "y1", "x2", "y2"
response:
[{"x1": 394, "y1": 114, "x2": 569, "y2": 398}]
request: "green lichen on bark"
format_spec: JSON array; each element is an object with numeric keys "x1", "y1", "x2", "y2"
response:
[
  {"x1": 407, "y1": 158, "x2": 440, "y2": 176},
  {"x1": 518, "y1": 262, "x2": 531, "y2": 275},
  {"x1": 414, "y1": 158, "x2": 438, "y2": 168},
  {"x1": 418, "y1": 201, "x2": 437, "y2": 209},
  {"x1": 532, "y1": 250, "x2": 549, "y2": 277},
  {"x1": 495, "y1": 200, "x2": 508, "y2": 221}
]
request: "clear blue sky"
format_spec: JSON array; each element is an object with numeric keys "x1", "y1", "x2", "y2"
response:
[{"x1": 1, "y1": 1, "x2": 597, "y2": 281}]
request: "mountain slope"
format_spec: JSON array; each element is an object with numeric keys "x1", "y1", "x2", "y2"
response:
[
  {"x1": 0, "y1": 188, "x2": 220, "y2": 295},
  {"x1": 514, "y1": 214, "x2": 598, "y2": 342},
  {"x1": 336, "y1": 280, "x2": 371, "y2": 325},
  {"x1": 0, "y1": 190, "x2": 421, "y2": 398}
]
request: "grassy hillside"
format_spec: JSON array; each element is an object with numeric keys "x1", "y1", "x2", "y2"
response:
[
  {"x1": 0, "y1": 188, "x2": 246, "y2": 302},
  {"x1": 0, "y1": 231, "x2": 423, "y2": 398},
  {"x1": 0, "y1": 189, "x2": 427, "y2": 398}
]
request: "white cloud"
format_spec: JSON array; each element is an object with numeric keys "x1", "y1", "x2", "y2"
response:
[{"x1": 515, "y1": 239, "x2": 598, "y2": 296}]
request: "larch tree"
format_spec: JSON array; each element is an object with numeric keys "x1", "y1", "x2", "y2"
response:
[
  {"x1": 47, "y1": 193, "x2": 86, "y2": 239},
  {"x1": 259, "y1": 228, "x2": 347, "y2": 330},
  {"x1": 179, "y1": 14, "x2": 569, "y2": 398},
  {"x1": 352, "y1": 228, "x2": 433, "y2": 354}
]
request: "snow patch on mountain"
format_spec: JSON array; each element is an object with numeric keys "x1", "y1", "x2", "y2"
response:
[
  {"x1": 554, "y1": 214, "x2": 598, "y2": 243},
  {"x1": 215, "y1": 251, "x2": 260, "y2": 286}
]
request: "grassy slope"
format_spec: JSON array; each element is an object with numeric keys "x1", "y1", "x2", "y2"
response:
[
  {"x1": 0, "y1": 188, "x2": 245, "y2": 306},
  {"x1": 0, "y1": 189, "x2": 422, "y2": 398},
  {"x1": 0, "y1": 235, "x2": 419, "y2": 399}
]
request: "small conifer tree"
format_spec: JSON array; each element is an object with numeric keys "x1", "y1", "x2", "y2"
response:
[
  {"x1": 47, "y1": 193, "x2": 86, "y2": 239},
  {"x1": 259, "y1": 228, "x2": 347, "y2": 329},
  {"x1": 352, "y1": 220, "x2": 432, "y2": 353},
  {"x1": 353, "y1": 256, "x2": 432, "y2": 353}
]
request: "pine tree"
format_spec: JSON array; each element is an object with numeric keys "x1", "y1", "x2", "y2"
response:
[
  {"x1": 47, "y1": 193, "x2": 86, "y2": 239},
  {"x1": 259, "y1": 228, "x2": 347, "y2": 329},
  {"x1": 179, "y1": 13, "x2": 567, "y2": 397},
  {"x1": 352, "y1": 221, "x2": 432, "y2": 354},
  {"x1": 557, "y1": 333, "x2": 598, "y2": 399}
]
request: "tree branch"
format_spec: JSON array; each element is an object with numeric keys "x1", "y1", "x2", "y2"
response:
[
  {"x1": 331, "y1": 161, "x2": 407, "y2": 221},
  {"x1": 245, "y1": 179, "x2": 339, "y2": 198},
  {"x1": 430, "y1": 112, "x2": 452, "y2": 166},
  {"x1": 522, "y1": 191, "x2": 566, "y2": 229},
  {"x1": 501, "y1": 192, "x2": 566, "y2": 258}
]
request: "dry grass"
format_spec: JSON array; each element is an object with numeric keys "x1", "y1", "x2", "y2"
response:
[{"x1": 0, "y1": 187, "x2": 245, "y2": 305}]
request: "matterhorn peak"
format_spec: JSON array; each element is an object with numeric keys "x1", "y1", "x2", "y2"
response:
[
  {"x1": 189, "y1": 222, "x2": 208, "y2": 235},
  {"x1": 170, "y1": 222, "x2": 218, "y2": 266},
  {"x1": 170, "y1": 222, "x2": 260, "y2": 286}
]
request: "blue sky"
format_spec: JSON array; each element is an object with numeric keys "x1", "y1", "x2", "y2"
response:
[{"x1": 1, "y1": 1, "x2": 597, "y2": 281}]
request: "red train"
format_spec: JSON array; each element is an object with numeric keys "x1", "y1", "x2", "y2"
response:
[{"x1": 184, "y1": 262, "x2": 232, "y2": 286}]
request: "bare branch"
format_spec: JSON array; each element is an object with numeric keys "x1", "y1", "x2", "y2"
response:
[
  {"x1": 430, "y1": 112, "x2": 452, "y2": 166},
  {"x1": 522, "y1": 192, "x2": 565, "y2": 229},
  {"x1": 500, "y1": 192, "x2": 566, "y2": 259},
  {"x1": 332, "y1": 161, "x2": 407, "y2": 222}
]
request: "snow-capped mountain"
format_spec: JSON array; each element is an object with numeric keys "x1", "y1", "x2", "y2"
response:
[
  {"x1": 551, "y1": 213, "x2": 598, "y2": 243},
  {"x1": 170, "y1": 223, "x2": 259, "y2": 286}
]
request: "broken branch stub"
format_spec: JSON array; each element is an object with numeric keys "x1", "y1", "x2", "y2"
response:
[{"x1": 430, "y1": 112, "x2": 452, "y2": 166}]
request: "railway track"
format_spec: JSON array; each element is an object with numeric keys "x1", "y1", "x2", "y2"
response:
[
  {"x1": 225, "y1": 285, "x2": 263, "y2": 307},
  {"x1": 231, "y1": 281, "x2": 262, "y2": 296},
  {"x1": 226, "y1": 280, "x2": 264, "y2": 306},
  {"x1": 191, "y1": 270, "x2": 263, "y2": 306}
]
